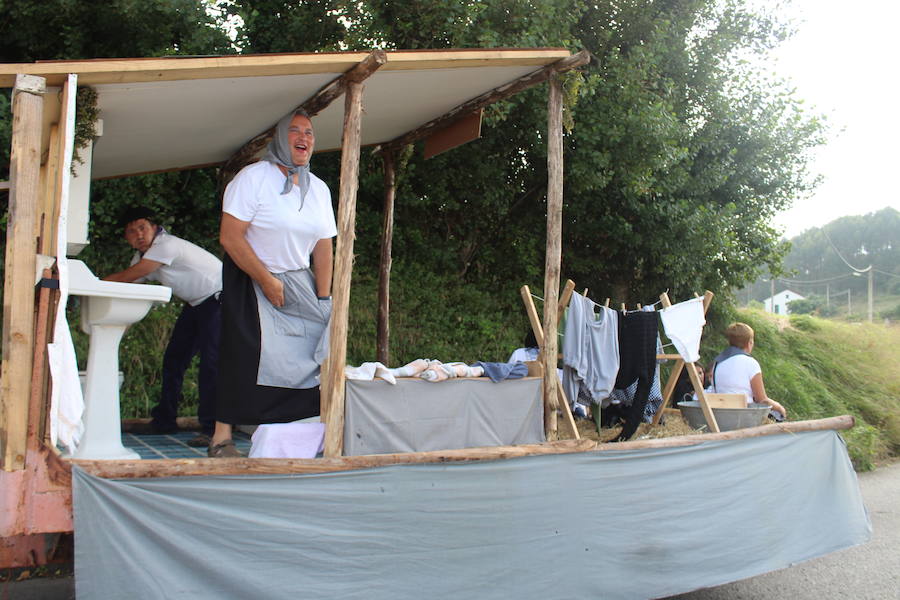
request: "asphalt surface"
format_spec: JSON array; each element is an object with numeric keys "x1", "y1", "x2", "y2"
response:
[
  {"x1": 2, "y1": 462, "x2": 897, "y2": 600},
  {"x1": 667, "y1": 461, "x2": 900, "y2": 600}
]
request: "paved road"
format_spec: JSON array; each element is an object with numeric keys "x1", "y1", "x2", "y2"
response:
[
  {"x1": 668, "y1": 461, "x2": 900, "y2": 600},
  {"x1": 3, "y1": 462, "x2": 897, "y2": 599}
]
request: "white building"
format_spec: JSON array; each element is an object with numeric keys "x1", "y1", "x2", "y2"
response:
[{"x1": 763, "y1": 289, "x2": 806, "y2": 315}]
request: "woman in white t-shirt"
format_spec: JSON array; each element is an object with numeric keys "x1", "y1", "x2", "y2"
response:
[
  {"x1": 211, "y1": 110, "x2": 337, "y2": 457},
  {"x1": 711, "y1": 322, "x2": 787, "y2": 418}
]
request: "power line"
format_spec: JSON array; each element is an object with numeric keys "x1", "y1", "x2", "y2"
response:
[
  {"x1": 821, "y1": 228, "x2": 870, "y2": 272},
  {"x1": 776, "y1": 273, "x2": 860, "y2": 285},
  {"x1": 874, "y1": 268, "x2": 900, "y2": 279}
]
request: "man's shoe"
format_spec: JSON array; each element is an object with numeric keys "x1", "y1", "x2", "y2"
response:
[
  {"x1": 187, "y1": 433, "x2": 211, "y2": 447},
  {"x1": 208, "y1": 439, "x2": 243, "y2": 458}
]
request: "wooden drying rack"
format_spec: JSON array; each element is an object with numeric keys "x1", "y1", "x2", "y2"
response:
[{"x1": 520, "y1": 282, "x2": 721, "y2": 435}]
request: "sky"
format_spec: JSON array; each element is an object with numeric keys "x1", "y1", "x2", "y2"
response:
[{"x1": 769, "y1": 0, "x2": 900, "y2": 238}]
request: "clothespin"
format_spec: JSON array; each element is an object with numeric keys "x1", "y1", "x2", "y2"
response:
[
  {"x1": 603, "y1": 298, "x2": 610, "y2": 307},
  {"x1": 637, "y1": 303, "x2": 642, "y2": 310}
]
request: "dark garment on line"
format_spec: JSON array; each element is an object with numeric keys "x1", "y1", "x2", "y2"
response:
[
  {"x1": 611, "y1": 311, "x2": 658, "y2": 441},
  {"x1": 151, "y1": 293, "x2": 221, "y2": 436},
  {"x1": 472, "y1": 361, "x2": 529, "y2": 383},
  {"x1": 217, "y1": 253, "x2": 320, "y2": 425}
]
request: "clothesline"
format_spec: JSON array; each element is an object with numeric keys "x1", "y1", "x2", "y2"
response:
[{"x1": 529, "y1": 292, "x2": 665, "y2": 311}]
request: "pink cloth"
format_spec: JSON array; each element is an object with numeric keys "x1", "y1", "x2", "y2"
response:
[{"x1": 248, "y1": 421, "x2": 325, "y2": 458}]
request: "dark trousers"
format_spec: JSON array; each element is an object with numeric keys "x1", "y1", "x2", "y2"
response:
[{"x1": 151, "y1": 294, "x2": 221, "y2": 435}]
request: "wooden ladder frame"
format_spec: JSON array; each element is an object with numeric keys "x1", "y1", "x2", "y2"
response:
[{"x1": 519, "y1": 280, "x2": 580, "y2": 440}]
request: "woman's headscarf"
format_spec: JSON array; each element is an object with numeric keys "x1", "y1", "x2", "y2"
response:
[{"x1": 263, "y1": 111, "x2": 311, "y2": 200}]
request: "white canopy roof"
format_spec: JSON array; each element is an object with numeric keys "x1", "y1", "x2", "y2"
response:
[{"x1": 0, "y1": 49, "x2": 571, "y2": 179}]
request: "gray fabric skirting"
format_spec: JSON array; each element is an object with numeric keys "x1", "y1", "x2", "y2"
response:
[
  {"x1": 73, "y1": 429, "x2": 870, "y2": 600},
  {"x1": 344, "y1": 377, "x2": 545, "y2": 455}
]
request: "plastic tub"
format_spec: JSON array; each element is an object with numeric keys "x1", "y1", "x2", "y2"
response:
[{"x1": 677, "y1": 400, "x2": 770, "y2": 431}]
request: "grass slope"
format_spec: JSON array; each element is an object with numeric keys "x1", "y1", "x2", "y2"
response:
[{"x1": 709, "y1": 309, "x2": 900, "y2": 470}]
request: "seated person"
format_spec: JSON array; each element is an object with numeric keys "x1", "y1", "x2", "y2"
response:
[
  {"x1": 507, "y1": 331, "x2": 540, "y2": 363},
  {"x1": 711, "y1": 322, "x2": 787, "y2": 418}
]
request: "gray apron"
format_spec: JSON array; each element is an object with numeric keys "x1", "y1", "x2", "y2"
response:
[{"x1": 253, "y1": 269, "x2": 331, "y2": 389}]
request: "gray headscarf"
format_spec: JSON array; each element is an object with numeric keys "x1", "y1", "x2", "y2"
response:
[{"x1": 263, "y1": 111, "x2": 311, "y2": 201}]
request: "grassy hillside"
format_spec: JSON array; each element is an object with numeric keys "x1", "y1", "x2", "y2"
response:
[{"x1": 702, "y1": 308, "x2": 900, "y2": 470}]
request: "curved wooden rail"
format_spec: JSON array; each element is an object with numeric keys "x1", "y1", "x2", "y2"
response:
[{"x1": 71, "y1": 415, "x2": 854, "y2": 479}]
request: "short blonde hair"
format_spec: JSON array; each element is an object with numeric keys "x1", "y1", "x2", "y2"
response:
[{"x1": 725, "y1": 322, "x2": 754, "y2": 348}]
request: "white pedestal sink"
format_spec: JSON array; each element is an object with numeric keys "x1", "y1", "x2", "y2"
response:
[{"x1": 67, "y1": 259, "x2": 171, "y2": 460}]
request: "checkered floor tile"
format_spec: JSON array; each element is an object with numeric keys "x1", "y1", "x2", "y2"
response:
[{"x1": 123, "y1": 430, "x2": 252, "y2": 459}]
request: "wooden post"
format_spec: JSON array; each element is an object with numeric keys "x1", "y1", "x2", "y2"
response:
[
  {"x1": 1, "y1": 75, "x2": 45, "y2": 471},
  {"x1": 542, "y1": 76, "x2": 564, "y2": 440},
  {"x1": 323, "y1": 81, "x2": 364, "y2": 458},
  {"x1": 376, "y1": 149, "x2": 397, "y2": 365}
]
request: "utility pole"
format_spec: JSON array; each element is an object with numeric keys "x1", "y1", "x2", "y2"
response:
[
  {"x1": 867, "y1": 268, "x2": 874, "y2": 323},
  {"x1": 826, "y1": 283, "x2": 830, "y2": 307},
  {"x1": 770, "y1": 278, "x2": 775, "y2": 313}
]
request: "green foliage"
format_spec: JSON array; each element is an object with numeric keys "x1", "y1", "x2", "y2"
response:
[
  {"x1": 743, "y1": 208, "x2": 900, "y2": 305},
  {"x1": 880, "y1": 303, "x2": 900, "y2": 321},
  {"x1": 787, "y1": 296, "x2": 823, "y2": 315},
  {"x1": 72, "y1": 86, "x2": 100, "y2": 172}
]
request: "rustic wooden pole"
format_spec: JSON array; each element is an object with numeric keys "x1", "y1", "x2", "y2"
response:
[
  {"x1": 323, "y1": 80, "x2": 364, "y2": 458},
  {"x1": 72, "y1": 415, "x2": 856, "y2": 479},
  {"x1": 541, "y1": 76, "x2": 564, "y2": 440},
  {"x1": 1, "y1": 74, "x2": 45, "y2": 471},
  {"x1": 376, "y1": 148, "x2": 397, "y2": 365}
]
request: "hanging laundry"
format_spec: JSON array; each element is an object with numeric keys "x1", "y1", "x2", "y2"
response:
[
  {"x1": 562, "y1": 293, "x2": 620, "y2": 409},
  {"x1": 612, "y1": 311, "x2": 658, "y2": 441},
  {"x1": 659, "y1": 297, "x2": 706, "y2": 363}
]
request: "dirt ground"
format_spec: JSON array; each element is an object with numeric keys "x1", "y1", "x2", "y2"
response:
[{"x1": 567, "y1": 409, "x2": 702, "y2": 443}]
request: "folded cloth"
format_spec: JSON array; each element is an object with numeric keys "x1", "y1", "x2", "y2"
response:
[
  {"x1": 344, "y1": 362, "x2": 397, "y2": 384},
  {"x1": 249, "y1": 420, "x2": 325, "y2": 458},
  {"x1": 472, "y1": 361, "x2": 528, "y2": 383}
]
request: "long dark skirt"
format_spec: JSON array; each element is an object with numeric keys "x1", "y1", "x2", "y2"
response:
[{"x1": 216, "y1": 253, "x2": 320, "y2": 425}]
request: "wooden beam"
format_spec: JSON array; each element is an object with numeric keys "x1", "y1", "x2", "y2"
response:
[
  {"x1": 376, "y1": 148, "x2": 397, "y2": 365},
  {"x1": 218, "y1": 51, "x2": 386, "y2": 195},
  {"x1": 557, "y1": 279, "x2": 575, "y2": 323},
  {"x1": 323, "y1": 80, "x2": 364, "y2": 458},
  {"x1": 542, "y1": 76, "x2": 564, "y2": 440},
  {"x1": 0, "y1": 49, "x2": 572, "y2": 88},
  {"x1": 1, "y1": 74, "x2": 45, "y2": 471},
  {"x1": 27, "y1": 269, "x2": 53, "y2": 456},
  {"x1": 383, "y1": 50, "x2": 589, "y2": 152},
  {"x1": 72, "y1": 416, "x2": 855, "y2": 479}
]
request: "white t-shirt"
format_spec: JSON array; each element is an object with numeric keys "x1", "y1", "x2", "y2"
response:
[
  {"x1": 134, "y1": 230, "x2": 222, "y2": 306},
  {"x1": 713, "y1": 354, "x2": 761, "y2": 404},
  {"x1": 223, "y1": 161, "x2": 337, "y2": 273}
]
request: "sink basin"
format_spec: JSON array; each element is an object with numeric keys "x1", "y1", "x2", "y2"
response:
[{"x1": 67, "y1": 259, "x2": 171, "y2": 460}]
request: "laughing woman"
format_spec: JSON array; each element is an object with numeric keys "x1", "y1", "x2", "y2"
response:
[{"x1": 211, "y1": 109, "x2": 336, "y2": 458}]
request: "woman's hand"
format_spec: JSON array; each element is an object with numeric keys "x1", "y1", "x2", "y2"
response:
[{"x1": 261, "y1": 274, "x2": 285, "y2": 307}]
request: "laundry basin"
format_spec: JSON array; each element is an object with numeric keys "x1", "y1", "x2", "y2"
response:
[
  {"x1": 67, "y1": 259, "x2": 171, "y2": 460},
  {"x1": 677, "y1": 400, "x2": 770, "y2": 432}
]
